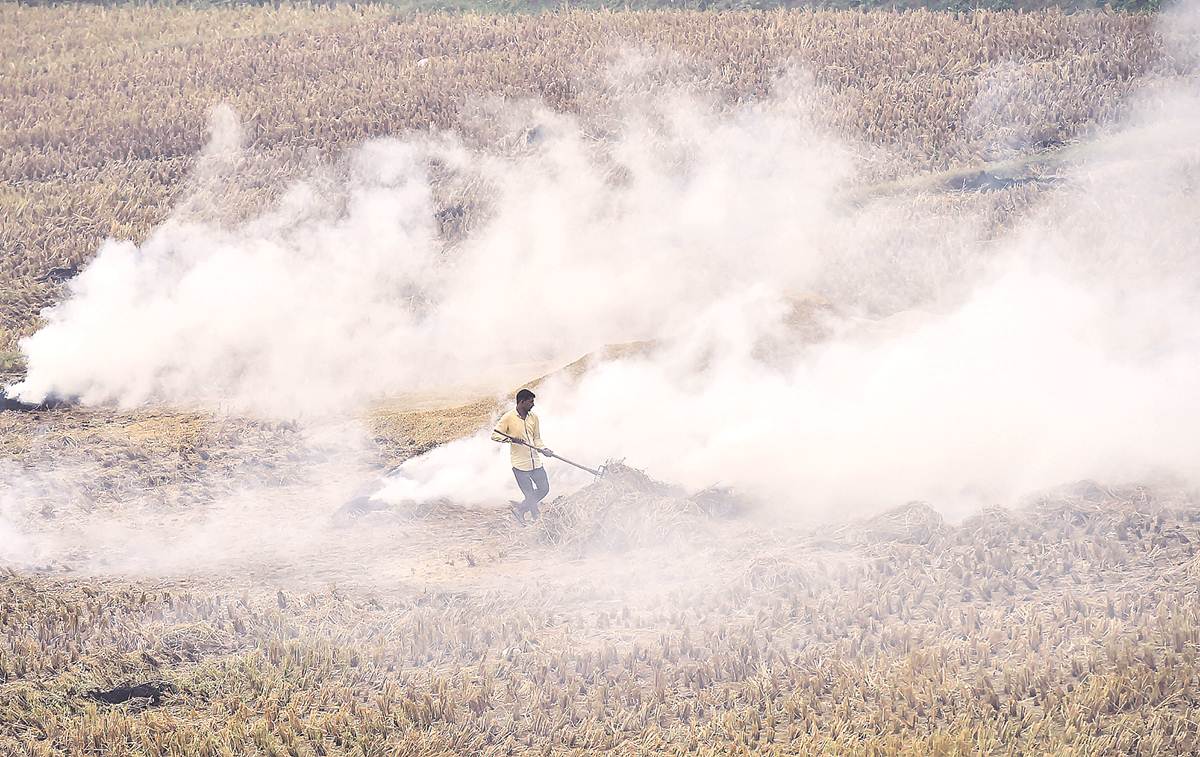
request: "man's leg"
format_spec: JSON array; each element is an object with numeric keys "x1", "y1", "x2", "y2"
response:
[
  {"x1": 512, "y1": 468, "x2": 537, "y2": 518},
  {"x1": 526, "y1": 467, "x2": 550, "y2": 518}
]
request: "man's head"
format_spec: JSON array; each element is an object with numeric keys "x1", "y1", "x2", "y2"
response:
[{"x1": 515, "y1": 388, "x2": 536, "y2": 415}]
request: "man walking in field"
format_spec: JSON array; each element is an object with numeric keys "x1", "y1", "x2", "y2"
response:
[{"x1": 492, "y1": 389, "x2": 553, "y2": 524}]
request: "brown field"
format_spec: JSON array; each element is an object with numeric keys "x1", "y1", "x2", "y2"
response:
[
  {"x1": 3, "y1": 5, "x2": 1200, "y2": 756},
  {"x1": 3, "y1": 411, "x2": 1199, "y2": 754},
  {"x1": 0, "y1": 4, "x2": 1176, "y2": 348}
]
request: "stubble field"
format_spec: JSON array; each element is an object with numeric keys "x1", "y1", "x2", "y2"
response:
[{"x1": 3, "y1": 5, "x2": 1200, "y2": 755}]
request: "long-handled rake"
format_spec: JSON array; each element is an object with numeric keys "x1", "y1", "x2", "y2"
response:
[{"x1": 493, "y1": 429, "x2": 608, "y2": 478}]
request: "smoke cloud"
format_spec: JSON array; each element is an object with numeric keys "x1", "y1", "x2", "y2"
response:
[{"x1": 9, "y1": 20, "x2": 1200, "y2": 526}]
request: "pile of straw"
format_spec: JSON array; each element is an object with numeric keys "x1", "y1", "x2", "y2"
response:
[{"x1": 535, "y1": 463, "x2": 741, "y2": 555}]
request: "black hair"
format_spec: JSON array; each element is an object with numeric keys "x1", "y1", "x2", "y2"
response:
[{"x1": 516, "y1": 389, "x2": 536, "y2": 403}]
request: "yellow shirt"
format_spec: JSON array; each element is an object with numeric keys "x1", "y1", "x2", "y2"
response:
[{"x1": 492, "y1": 409, "x2": 545, "y2": 471}]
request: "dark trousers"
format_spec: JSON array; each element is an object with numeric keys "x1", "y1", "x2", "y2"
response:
[{"x1": 513, "y1": 467, "x2": 550, "y2": 515}]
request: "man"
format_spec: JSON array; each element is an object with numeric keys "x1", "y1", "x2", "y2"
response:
[{"x1": 492, "y1": 389, "x2": 554, "y2": 523}]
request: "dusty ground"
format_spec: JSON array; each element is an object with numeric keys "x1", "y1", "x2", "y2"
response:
[{"x1": 2, "y1": 381, "x2": 1200, "y2": 755}]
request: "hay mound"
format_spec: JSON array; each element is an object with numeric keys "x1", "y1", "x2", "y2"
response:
[
  {"x1": 831, "y1": 501, "x2": 946, "y2": 547},
  {"x1": 535, "y1": 463, "x2": 740, "y2": 555},
  {"x1": 687, "y1": 485, "x2": 747, "y2": 518}
]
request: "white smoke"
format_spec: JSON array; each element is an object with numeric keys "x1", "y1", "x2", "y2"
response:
[
  {"x1": 0, "y1": 466, "x2": 44, "y2": 566},
  {"x1": 373, "y1": 44, "x2": 1200, "y2": 518},
  {"x1": 12, "y1": 86, "x2": 855, "y2": 416},
  {"x1": 10, "y1": 27, "x2": 1200, "y2": 522}
]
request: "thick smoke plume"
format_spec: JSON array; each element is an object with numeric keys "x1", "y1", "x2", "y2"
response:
[
  {"x1": 10, "y1": 25, "x2": 1200, "y2": 524},
  {"x1": 14, "y1": 89, "x2": 859, "y2": 415}
]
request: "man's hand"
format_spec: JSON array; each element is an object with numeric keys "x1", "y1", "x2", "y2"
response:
[{"x1": 541, "y1": 448, "x2": 554, "y2": 457}]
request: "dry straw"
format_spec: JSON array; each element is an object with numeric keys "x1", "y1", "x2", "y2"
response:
[{"x1": 0, "y1": 6, "x2": 1169, "y2": 347}]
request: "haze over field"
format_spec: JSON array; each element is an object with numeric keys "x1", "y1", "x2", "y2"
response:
[
  {"x1": 11, "y1": 4, "x2": 1200, "y2": 522},
  {"x1": 5, "y1": 3, "x2": 1200, "y2": 755}
]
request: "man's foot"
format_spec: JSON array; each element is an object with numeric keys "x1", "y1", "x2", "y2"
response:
[{"x1": 508, "y1": 501, "x2": 527, "y2": 526}]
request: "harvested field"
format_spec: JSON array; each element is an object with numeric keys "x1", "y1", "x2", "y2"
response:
[
  {"x1": 2, "y1": 452, "x2": 1199, "y2": 754},
  {"x1": 4, "y1": 3, "x2": 1200, "y2": 755},
  {"x1": 0, "y1": 5, "x2": 1179, "y2": 347}
]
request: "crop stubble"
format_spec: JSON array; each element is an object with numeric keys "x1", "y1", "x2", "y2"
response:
[
  {"x1": 3, "y1": 6, "x2": 1199, "y2": 755},
  {"x1": 0, "y1": 5, "x2": 1176, "y2": 347}
]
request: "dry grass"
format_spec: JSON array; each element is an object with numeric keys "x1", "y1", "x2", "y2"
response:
[
  {"x1": 0, "y1": 5, "x2": 1176, "y2": 347},
  {"x1": 5, "y1": 395, "x2": 1196, "y2": 754},
  {"x1": 3, "y1": 6, "x2": 1197, "y2": 754},
  {"x1": 0, "y1": 406, "x2": 323, "y2": 516},
  {"x1": 535, "y1": 463, "x2": 744, "y2": 555},
  {"x1": 2, "y1": 468, "x2": 1198, "y2": 755}
]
